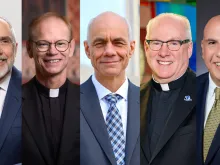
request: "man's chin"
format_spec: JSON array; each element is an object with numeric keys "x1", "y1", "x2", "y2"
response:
[
  {"x1": 0, "y1": 65, "x2": 10, "y2": 80},
  {"x1": 154, "y1": 73, "x2": 175, "y2": 83},
  {"x1": 41, "y1": 68, "x2": 66, "y2": 77}
]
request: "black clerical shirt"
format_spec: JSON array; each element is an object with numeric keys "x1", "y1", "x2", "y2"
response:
[
  {"x1": 35, "y1": 78, "x2": 67, "y2": 161},
  {"x1": 148, "y1": 72, "x2": 187, "y2": 156}
]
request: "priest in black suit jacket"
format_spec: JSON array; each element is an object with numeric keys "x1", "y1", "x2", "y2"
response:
[
  {"x1": 22, "y1": 12, "x2": 79, "y2": 165},
  {"x1": 140, "y1": 13, "x2": 196, "y2": 165}
]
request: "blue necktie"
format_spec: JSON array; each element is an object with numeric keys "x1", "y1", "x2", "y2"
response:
[{"x1": 104, "y1": 94, "x2": 125, "y2": 165}]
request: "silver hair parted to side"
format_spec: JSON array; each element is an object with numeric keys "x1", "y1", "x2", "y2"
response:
[{"x1": 146, "y1": 13, "x2": 192, "y2": 40}]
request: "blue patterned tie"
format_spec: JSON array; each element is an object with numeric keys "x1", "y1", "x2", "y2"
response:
[{"x1": 104, "y1": 93, "x2": 125, "y2": 165}]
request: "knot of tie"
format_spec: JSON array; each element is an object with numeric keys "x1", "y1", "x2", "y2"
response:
[
  {"x1": 215, "y1": 88, "x2": 220, "y2": 100},
  {"x1": 104, "y1": 93, "x2": 122, "y2": 105}
]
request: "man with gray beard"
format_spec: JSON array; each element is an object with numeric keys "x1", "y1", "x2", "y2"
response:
[{"x1": 0, "y1": 17, "x2": 22, "y2": 164}]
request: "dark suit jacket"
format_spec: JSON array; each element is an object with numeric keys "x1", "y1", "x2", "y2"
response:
[
  {"x1": 197, "y1": 72, "x2": 220, "y2": 165},
  {"x1": 140, "y1": 69, "x2": 196, "y2": 165},
  {"x1": 80, "y1": 77, "x2": 140, "y2": 165},
  {"x1": 0, "y1": 67, "x2": 22, "y2": 165},
  {"x1": 22, "y1": 77, "x2": 80, "y2": 165}
]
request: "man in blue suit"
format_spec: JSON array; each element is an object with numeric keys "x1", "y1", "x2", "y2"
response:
[
  {"x1": 197, "y1": 15, "x2": 220, "y2": 165},
  {"x1": 0, "y1": 18, "x2": 21, "y2": 164},
  {"x1": 80, "y1": 12, "x2": 140, "y2": 165}
]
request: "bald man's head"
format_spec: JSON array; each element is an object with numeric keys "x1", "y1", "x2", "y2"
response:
[
  {"x1": 203, "y1": 15, "x2": 220, "y2": 39},
  {"x1": 0, "y1": 17, "x2": 16, "y2": 43},
  {"x1": 0, "y1": 17, "x2": 18, "y2": 80},
  {"x1": 83, "y1": 11, "x2": 135, "y2": 83},
  {"x1": 86, "y1": 11, "x2": 132, "y2": 43},
  {"x1": 202, "y1": 15, "x2": 220, "y2": 86}
]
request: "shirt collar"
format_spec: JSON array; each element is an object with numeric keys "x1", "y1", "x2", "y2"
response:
[
  {"x1": 35, "y1": 77, "x2": 68, "y2": 98},
  {"x1": 151, "y1": 71, "x2": 187, "y2": 91},
  {"x1": 0, "y1": 70, "x2": 12, "y2": 91},
  {"x1": 208, "y1": 73, "x2": 220, "y2": 97},
  {"x1": 92, "y1": 74, "x2": 128, "y2": 101}
]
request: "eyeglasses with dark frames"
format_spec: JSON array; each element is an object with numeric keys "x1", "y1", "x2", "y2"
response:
[
  {"x1": 146, "y1": 39, "x2": 191, "y2": 51},
  {"x1": 31, "y1": 40, "x2": 71, "y2": 52}
]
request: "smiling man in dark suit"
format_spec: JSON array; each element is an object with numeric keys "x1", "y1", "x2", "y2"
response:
[
  {"x1": 141, "y1": 13, "x2": 196, "y2": 165},
  {"x1": 80, "y1": 11, "x2": 140, "y2": 165},
  {"x1": 197, "y1": 15, "x2": 220, "y2": 165},
  {"x1": 22, "y1": 12, "x2": 79, "y2": 165},
  {"x1": 0, "y1": 17, "x2": 21, "y2": 164}
]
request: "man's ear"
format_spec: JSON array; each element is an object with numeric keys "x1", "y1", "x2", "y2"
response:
[
  {"x1": 69, "y1": 39, "x2": 75, "y2": 57},
  {"x1": 13, "y1": 42, "x2": 18, "y2": 56},
  {"x1": 187, "y1": 41, "x2": 193, "y2": 58},
  {"x1": 26, "y1": 40, "x2": 33, "y2": 58},
  {"x1": 84, "y1": 41, "x2": 91, "y2": 59},
  {"x1": 144, "y1": 40, "x2": 149, "y2": 55},
  {"x1": 128, "y1": 40, "x2": 135, "y2": 58},
  {"x1": 201, "y1": 40, "x2": 204, "y2": 60}
]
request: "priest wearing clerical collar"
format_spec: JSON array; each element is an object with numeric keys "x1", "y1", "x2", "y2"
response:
[
  {"x1": 22, "y1": 12, "x2": 79, "y2": 165},
  {"x1": 140, "y1": 13, "x2": 196, "y2": 165}
]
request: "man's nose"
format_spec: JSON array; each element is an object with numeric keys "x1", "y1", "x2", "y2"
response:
[
  {"x1": 158, "y1": 43, "x2": 170, "y2": 57},
  {"x1": 216, "y1": 43, "x2": 220, "y2": 57},
  {"x1": 103, "y1": 43, "x2": 116, "y2": 56},
  {"x1": 48, "y1": 43, "x2": 59, "y2": 55}
]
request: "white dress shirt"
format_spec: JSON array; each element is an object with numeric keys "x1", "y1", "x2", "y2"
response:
[
  {"x1": 0, "y1": 71, "x2": 11, "y2": 118},
  {"x1": 204, "y1": 73, "x2": 220, "y2": 127},
  {"x1": 92, "y1": 75, "x2": 128, "y2": 140}
]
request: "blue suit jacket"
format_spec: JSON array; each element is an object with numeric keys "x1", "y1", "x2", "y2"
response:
[
  {"x1": 197, "y1": 73, "x2": 220, "y2": 165},
  {"x1": 0, "y1": 67, "x2": 22, "y2": 164},
  {"x1": 80, "y1": 77, "x2": 140, "y2": 165}
]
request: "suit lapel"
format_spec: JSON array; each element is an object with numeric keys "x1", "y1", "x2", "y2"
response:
[
  {"x1": 150, "y1": 71, "x2": 196, "y2": 163},
  {"x1": 205, "y1": 126, "x2": 220, "y2": 165},
  {"x1": 197, "y1": 74, "x2": 208, "y2": 164},
  {"x1": 22, "y1": 78, "x2": 53, "y2": 165},
  {"x1": 204, "y1": 74, "x2": 220, "y2": 164},
  {"x1": 80, "y1": 78, "x2": 117, "y2": 165},
  {"x1": 0, "y1": 69, "x2": 21, "y2": 150},
  {"x1": 57, "y1": 81, "x2": 80, "y2": 164},
  {"x1": 125, "y1": 82, "x2": 140, "y2": 165},
  {"x1": 140, "y1": 82, "x2": 152, "y2": 163}
]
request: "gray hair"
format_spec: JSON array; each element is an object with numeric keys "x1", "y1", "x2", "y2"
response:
[
  {"x1": 0, "y1": 17, "x2": 16, "y2": 44},
  {"x1": 146, "y1": 13, "x2": 192, "y2": 40},
  {"x1": 86, "y1": 12, "x2": 133, "y2": 43}
]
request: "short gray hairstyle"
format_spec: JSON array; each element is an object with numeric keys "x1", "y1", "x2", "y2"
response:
[
  {"x1": 86, "y1": 12, "x2": 133, "y2": 43},
  {"x1": 0, "y1": 17, "x2": 16, "y2": 44},
  {"x1": 146, "y1": 13, "x2": 192, "y2": 40}
]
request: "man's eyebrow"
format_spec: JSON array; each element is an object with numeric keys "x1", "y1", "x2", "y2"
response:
[
  {"x1": 92, "y1": 37, "x2": 106, "y2": 43},
  {"x1": 204, "y1": 38, "x2": 218, "y2": 42},
  {"x1": 0, "y1": 36, "x2": 12, "y2": 41},
  {"x1": 113, "y1": 37, "x2": 127, "y2": 42}
]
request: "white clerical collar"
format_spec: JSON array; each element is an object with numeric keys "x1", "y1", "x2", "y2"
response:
[
  {"x1": 152, "y1": 75, "x2": 170, "y2": 91},
  {"x1": 49, "y1": 89, "x2": 59, "y2": 98},
  {"x1": 152, "y1": 71, "x2": 186, "y2": 91}
]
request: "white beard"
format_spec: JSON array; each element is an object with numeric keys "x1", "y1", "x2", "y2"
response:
[
  {"x1": 0, "y1": 64, "x2": 10, "y2": 79},
  {"x1": 0, "y1": 59, "x2": 13, "y2": 79}
]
